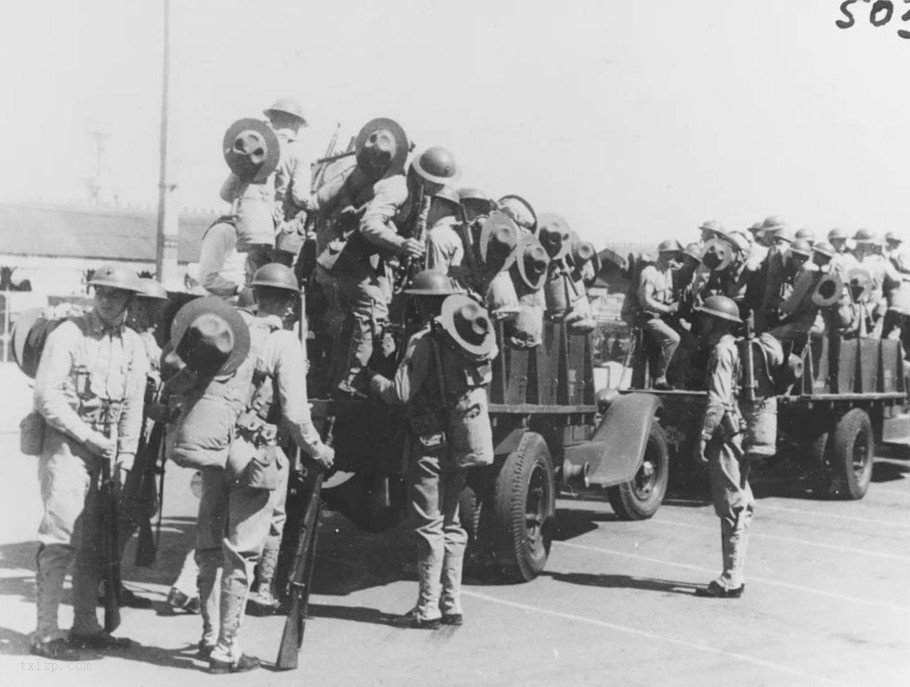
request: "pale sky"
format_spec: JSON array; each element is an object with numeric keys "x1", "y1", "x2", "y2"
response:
[{"x1": 1, "y1": 0, "x2": 909, "y2": 245}]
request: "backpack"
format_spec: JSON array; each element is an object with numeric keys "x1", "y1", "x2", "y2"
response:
[
  {"x1": 11, "y1": 303, "x2": 88, "y2": 378},
  {"x1": 740, "y1": 332, "x2": 802, "y2": 397}
]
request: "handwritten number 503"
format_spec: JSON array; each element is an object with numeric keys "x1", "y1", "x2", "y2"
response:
[{"x1": 837, "y1": 0, "x2": 910, "y2": 38}]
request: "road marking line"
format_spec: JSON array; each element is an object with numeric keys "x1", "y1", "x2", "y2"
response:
[
  {"x1": 651, "y1": 518, "x2": 910, "y2": 562},
  {"x1": 462, "y1": 590, "x2": 839, "y2": 684},
  {"x1": 664, "y1": 499, "x2": 910, "y2": 529},
  {"x1": 554, "y1": 541, "x2": 910, "y2": 613},
  {"x1": 757, "y1": 503, "x2": 910, "y2": 529}
]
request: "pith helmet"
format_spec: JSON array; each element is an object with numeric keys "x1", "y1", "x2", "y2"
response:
[
  {"x1": 404, "y1": 270, "x2": 464, "y2": 296},
  {"x1": 729, "y1": 232, "x2": 752, "y2": 255},
  {"x1": 355, "y1": 117, "x2": 409, "y2": 176},
  {"x1": 812, "y1": 241, "x2": 835, "y2": 259},
  {"x1": 89, "y1": 264, "x2": 142, "y2": 293},
  {"x1": 479, "y1": 211, "x2": 519, "y2": 270},
  {"x1": 251, "y1": 263, "x2": 300, "y2": 293},
  {"x1": 135, "y1": 278, "x2": 169, "y2": 300},
  {"x1": 438, "y1": 294, "x2": 496, "y2": 358},
  {"x1": 263, "y1": 98, "x2": 308, "y2": 125},
  {"x1": 412, "y1": 146, "x2": 459, "y2": 186},
  {"x1": 223, "y1": 118, "x2": 281, "y2": 183},
  {"x1": 854, "y1": 228, "x2": 877, "y2": 244},
  {"x1": 828, "y1": 227, "x2": 850, "y2": 241},
  {"x1": 536, "y1": 213, "x2": 572, "y2": 261},
  {"x1": 657, "y1": 239, "x2": 682, "y2": 254},
  {"x1": 789, "y1": 239, "x2": 813, "y2": 258},
  {"x1": 166, "y1": 296, "x2": 251, "y2": 378},
  {"x1": 498, "y1": 195, "x2": 537, "y2": 233},
  {"x1": 695, "y1": 295, "x2": 742, "y2": 324}
]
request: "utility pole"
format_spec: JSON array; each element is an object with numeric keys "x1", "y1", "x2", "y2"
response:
[{"x1": 155, "y1": 0, "x2": 178, "y2": 284}]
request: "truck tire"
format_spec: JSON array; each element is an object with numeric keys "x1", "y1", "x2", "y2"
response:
[
  {"x1": 827, "y1": 408, "x2": 874, "y2": 500},
  {"x1": 490, "y1": 432, "x2": 555, "y2": 582},
  {"x1": 606, "y1": 421, "x2": 669, "y2": 520}
]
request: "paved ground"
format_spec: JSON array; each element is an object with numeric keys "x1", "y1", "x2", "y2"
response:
[{"x1": 1, "y1": 363, "x2": 908, "y2": 686}]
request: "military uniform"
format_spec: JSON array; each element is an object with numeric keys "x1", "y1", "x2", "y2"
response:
[
  {"x1": 198, "y1": 219, "x2": 253, "y2": 298},
  {"x1": 189, "y1": 312, "x2": 330, "y2": 665},
  {"x1": 33, "y1": 309, "x2": 147, "y2": 643},
  {"x1": 637, "y1": 262, "x2": 680, "y2": 383},
  {"x1": 371, "y1": 297, "x2": 496, "y2": 624},
  {"x1": 700, "y1": 333, "x2": 754, "y2": 593}
]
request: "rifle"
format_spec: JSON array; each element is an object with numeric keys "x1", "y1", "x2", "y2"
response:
[
  {"x1": 275, "y1": 416, "x2": 334, "y2": 671},
  {"x1": 298, "y1": 123, "x2": 342, "y2": 287},
  {"x1": 133, "y1": 374, "x2": 165, "y2": 566},
  {"x1": 740, "y1": 311, "x2": 757, "y2": 405},
  {"x1": 394, "y1": 187, "x2": 431, "y2": 293},
  {"x1": 98, "y1": 403, "x2": 121, "y2": 632}
]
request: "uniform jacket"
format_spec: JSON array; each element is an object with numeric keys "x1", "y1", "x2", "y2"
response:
[
  {"x1": 34, "y1": 309, "x2": 148, "y2": 468},
  {"x1": 700, "y1": 334, "x2": 740, "y2": 443},
  {"x1": 198, "y1": 221, "x2": 247, "y2": 297},
  {"x1": 274, "y1": 128, "x2": 310, "y2": 220}
]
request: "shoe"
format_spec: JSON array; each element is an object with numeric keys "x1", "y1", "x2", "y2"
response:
[
  {"x1": 652, "y1": 381, "x2": 675, "y2": 391},
  {"x1": 68, "y1": 630, "x2": 132, "y2": 650},
  {"x1": 246, "y1": 596, "x2": 280, "y2": 616},
  {"x1": 441, "y1": 613, "x2": 463, "y2": 626},
  {"x1": 197, "y1": 641, "x2": 215, "y2": 660},
  {"x1": 30, "y1": 637, "x2": 91, "y2": 662},
  {"x1": 403, "y1": 607, "x2": 441, "y2": 629},
  {"x1": 167, "y1": 588, "x2": 201, "y2": 614},
  {"x1": 119, "y1": 586, "x2": 152, "y2": 609},
  {"x1": 209, "y1": 653, "x2": 261, "y2": 674},
  {"x1": 696, "y1": 581, "x2": 745, "y2": 598}
]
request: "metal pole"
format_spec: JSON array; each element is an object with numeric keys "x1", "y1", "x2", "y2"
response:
[{"x1": 155, "y1": 0, "x2": 178, "y2": 285}]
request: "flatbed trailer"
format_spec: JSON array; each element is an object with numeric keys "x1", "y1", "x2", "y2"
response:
[{"x1": 626, "y1": 332, "x2": 909, "y2": 500}]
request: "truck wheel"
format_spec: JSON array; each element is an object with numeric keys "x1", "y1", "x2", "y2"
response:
[
  {"x1": 827, "y1": 409, "x2": 874, "y2": 500},
  {"x1": 606, "y1": 421, "x2": 669, "y2": 520},
  {"x1": 490, "y1": 432, "x2": 555, "y2": 582}
]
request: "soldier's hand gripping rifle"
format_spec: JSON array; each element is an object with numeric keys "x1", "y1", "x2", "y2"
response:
[
  {"x1": 99, "y1": 401, "x2": 122, "y2": 632},
  {"x1": 394, "y1": 186, "x2": 431, "y2": 293},
  {"x1": 275, "y1": 415, "x2": 335, "y2": 671}
]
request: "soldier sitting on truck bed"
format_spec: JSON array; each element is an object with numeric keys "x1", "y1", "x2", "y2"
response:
[{"x1": 636, "y1": 240, "x2": 683, "y2": 390}]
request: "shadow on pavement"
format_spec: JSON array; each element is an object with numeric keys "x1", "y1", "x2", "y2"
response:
[
  {"x1": 552, "y1": 507, "x2": 620, "y2": 542},
  {"x1": 872, "y1": 459, "x2": 910, "y2": 483},
  {"x1": 544, "y1": 571, "x2": 699, "y2": 596},
  {"x1": 308, "y1": 603, "x2": 403, "y2": 627}
]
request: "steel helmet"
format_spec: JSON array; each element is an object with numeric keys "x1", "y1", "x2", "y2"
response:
[
  {"x1": 812, "y1": 241, "x2": 835, "y2": 259},
  {"x1": 458, "y1": 187, "x2": 491, "y2": 203},
  {"x1": 135, "y1": 278, "x2": 169, "y2": 301},
  {"x1": 761, "y1": 215, "x2": 786, "y2": 229},
  {"x1": 772, "y1": 226, "x2": 794, "y2": 243},
  {"x1": 433, "y1": 185, "x2": 462, "y2": 209},
  {"x1": 403, "y1": 269, "x2": 465, "y2": 296},
  {"x1": 682, "y1": 242, "x2": 703, "y2": 262},
  {"x1": 263, "y1": 98, "x2": 308, "y2": 125},
  {"x1": 412, "y1": 146, "x2": 460, "y2": 186},
  {"x1": 250, "y1": 263, "x2": 300, "y2": 293},
  {"x1": 789, "y1": 239, "x2": 813, "y2": 258},
  {"x1": 695, "y1": 295, "x2": 742, "y2": 324},
  {"x1": 729, "y1": 232, "x2": 752, "y2": 255},
  {"x1": 89, "y1": 264, "x2": 141, "y2": 293},
  {"x1": 657, "y1": 239, "x2": 682, "y2": 254},
  {"x1": 885, "y1": 231, "x2": 903, "y2": 244},
  {"x1": 795, "y1": 228, "x2": 815, "y2": 242},
  {"x1": 698, "y1": 219, "x2": 728, "y2": 238},
  {"x1": 827, "y1": 227, "x2": 849, "y2": 241},
  {"x1": 853, "y1": 228, "x2": 877, "y2": 244}
]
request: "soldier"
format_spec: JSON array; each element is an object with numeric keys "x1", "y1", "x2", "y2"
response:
[
  {"x1": 336, "y1": 145, "x2": 458, "y2": 396},
  {"x1": 263, "y1": 98, "x2": 311, "y2": 265},
  {"x1": 755, "y1": 226, "x2": 796, "y2": 332},
  {"x1": 457, "y1": 188, "x2": 497, "y2": 277},
  {"x1": 637, "y1": 240, "x2": 682, "y2": 390},
  {"x1": 220, "y1": 118, "x2": 283, "y2": 275},
  {"x1": 369, "y1": 273, "x2": 496, "y2": 628},
  {"x1": 854, "y1": 229, "x2": 902, "y2": 336},
  {"x1": 885, "y1": 231, "x2": 908, "y2": 273},
  {"x1": 425, "y1": 185, "x2": 467, "y2": 281},
  {"x1": 507, "y1": 236, "x2": 549, "y2": 348},
  {"x1": 795, "y1": 228, "x2": 815, "y2": 246},
  {"x1": 31, "y1": 265, "x2": 148, "y2": 659},
  {"x1": 168, "y1": 283, "x2": 333, "y2": 674},
  {"x1": 476, "y1": 212, "x2": 521, "y2": 316},
  {"x1": 827, "y1": 228, "x2": 858, "y2": 273},
  {"x1": 770, "y1": 242, "x2": 834, "y2": 342},
  {"x1": 692, "y1": 295, "x2": 752, "y2": 598},
  {"x1": 698, "y1": 219, "x2": 730, "y2": 246},
  {"x1": 198, "y1": 216, "x2": 249, "y2": 299}
]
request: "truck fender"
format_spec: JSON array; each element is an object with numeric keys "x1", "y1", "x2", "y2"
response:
[
  {"x1": 493, "y1": 428, "x2": 530, "y2": 459},
  {"x1": 562, "y1": 393, "x2": 662, "y2": 488}
]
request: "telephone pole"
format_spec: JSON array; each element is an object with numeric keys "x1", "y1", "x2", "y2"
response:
[{"x1": 155, "y1": 0, "x2": 178, "y2": 284}]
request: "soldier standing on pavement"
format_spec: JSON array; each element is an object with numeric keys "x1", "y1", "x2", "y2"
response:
[
  {"x1": 692, "y1": 295, "x2": 753, "y2": 598},
  {"x1": 167, "y1": 282, "x2": 333, "y2": 673},
  {"x1": 31, "y1": 265, "x2": 148, "y2": 659},
  {"x1": 369, "y1": 271, "x2": 496, "y2": 628}
]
